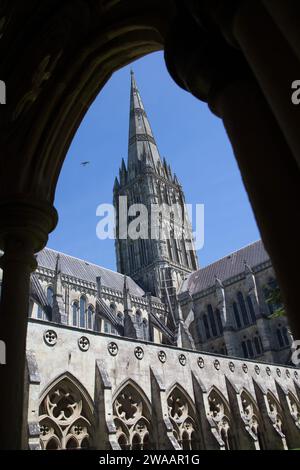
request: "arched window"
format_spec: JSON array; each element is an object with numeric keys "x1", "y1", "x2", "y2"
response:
[
  {"x1": 80, "y1": 296, "x2": 86, "y2": 328},
  {"x1": 241, "y1": 390, "x2": 264, "y2": 449},
  {"x1": 233, "y1": 302, "x2": 242, "y2": 329},
  {"x1": 208, "y1": 388, "x2": 233, "y2": 450},
  {"x1": 142, "y1": 319, "x2": 148, "y2": 341},
  {"x1": 246, "y1": 339, "x2": 254, "y2": 358},
  {"x1": 167, "y1": 386, "x2": 201, "y2": 450},
  {"x1": 113, "y1": 382, "x2": 154, "y2": 450},
  {"x1": 117, "y1": 312, "x2": 124, "y2": 325},
  {"x1": 37, "y1": 305, "x2": 44, "y2": 319},
  {"x1": 277, "y1": 328, "x2": 284, "y2": 348},
  {"x1": 207, "y1": 304, "x2": 217, "y2": 337},
  {"x1": 246, "y1": 296, "x2": 256, "y2": 324},
  {"x1": 39, "y1": 374, "x2": 94, "y2": 450},
  {"x1": 254, "y1": 335, "x2": 262, "y2": 355},
  {"x1": 215, "y1": 309, "x2": 223, "y2": 335},
  {"x1": 136, "y1": 309, "x2": 142, "y2": 323},
  {"x1": 87, "y1": 305, "x2": 94, "y2": 330},
  {"x1": 282, "y1": 326, "x2": 290, "y2": 346},
  {"x1": 237, "y1": 292, "x2": 249, "y2": 326},
  {"x1": 241, "y1": 341, "x2": 248, "y2": 358},
  {"x1": 47, "y1": 286, "x2": 54, "y2": 308},
  {"x1": 72, "y1": 301, "x2": 79, "y2": 326},
  {"x1": 202, "y1": 314, "x2": 211, "y2": 340}
]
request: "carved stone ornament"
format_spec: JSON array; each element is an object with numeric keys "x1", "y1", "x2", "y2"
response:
[
  {"x1": 134, "y1": 346, "x2": 144, "y2": 360},
  {"x1": 108, "y1": 342, "x2": 119, "y2": 356},
  {"x1": 179, "y1": 354, "x2": 186, "y2": 366},
  {"x1": 43, "y1": 330, "x2": 57, "y2": 347},
  {"x1": 78, "y1": 336, "x2": 90, "y2": 352},
  {"x1": 158, "y1": 350, "x2": 166, "y2": 363}
]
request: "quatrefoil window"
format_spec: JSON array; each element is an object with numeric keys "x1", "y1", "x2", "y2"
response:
[
  {"x1": 134, "y1": 347, "x2": 144, "y2": 360},
  {"x1": 44, "y1": 330, "x2": 57, "y2": 346},
  {"x1": 78, "y1": 336, "x2": 90, "y2": 352},
  {"x1": 108, "y1": 342, "x2": 119, "y2": 356}
]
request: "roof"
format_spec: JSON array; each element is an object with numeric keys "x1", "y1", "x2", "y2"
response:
[
  {"x1": 180, "y1": 240, "x2": 270, "y2": 296},
  {"x1": 36, "y1": 247, "x2": 145, "y2": 297}
]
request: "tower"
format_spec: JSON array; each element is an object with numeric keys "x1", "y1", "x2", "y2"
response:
[{"x1": 114, "y1": 71, "x2": 198, "y2": 309}]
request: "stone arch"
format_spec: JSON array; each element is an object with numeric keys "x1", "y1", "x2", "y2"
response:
[
  {"x1": 266, "y1": 390, "x2": 287, "y2": 441},
  {"x1": 240, "y1": 388, "x2": 265, "y2": 449},
  {"x1": 112, "y1": 379, "x2": 153, "y2": 450},
  {"x1": 207, "y1": 386, "x2": 235, "y2": 450},
  {"x1": 39, "y1": 372, "x2": 94, "y2": 450},
  {"x1": 167, "y1": 383, "x2": 202, "y2": 450}
]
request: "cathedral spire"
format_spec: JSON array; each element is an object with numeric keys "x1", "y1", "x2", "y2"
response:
[{"x1": 128, "y1": 70, "x2": 162, "y2": 175}]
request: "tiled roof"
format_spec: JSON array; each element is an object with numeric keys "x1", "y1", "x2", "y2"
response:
[
  {"x1": 36, "y1": 247, "x2": 145, "y2": 297},
  {"x1": 180, "y1": 240, "x2": 270, "y2": 296}
]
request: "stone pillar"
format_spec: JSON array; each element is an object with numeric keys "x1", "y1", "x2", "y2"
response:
[
  {"x1": 262, "y1": 0, "x2": 300, "y2": 62},
  {"x1": 164, "y1": 10, "x2": 300, "y2": 339},
  {"x1": 230, "y1": 0, "x2": 300, "y2": 170},
  {"x1": 0, "y1": 197, "x2": 57, "y2": 449}
]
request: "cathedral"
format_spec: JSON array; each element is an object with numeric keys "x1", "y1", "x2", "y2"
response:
[{"x1": 4, "y1": 73, "x2": 299, "y2": 450}]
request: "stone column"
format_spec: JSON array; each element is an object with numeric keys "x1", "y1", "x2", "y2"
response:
[
  {"x1": 230, "y1": 0, "x2": 300, "y2": 170},
  {"x1": 0, "y1": 197, "x2": 57, "y2": 449},
  {"x1": 164, "y1": 10, "x2": 300, "y2": 339},
  {"x1": 262, "y1": 0, "x2": 300, "y2": 62}
]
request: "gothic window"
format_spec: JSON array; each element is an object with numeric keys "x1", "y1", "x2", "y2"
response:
[
  {"x1": 246, "y1": 296, "x2": 256, "y2": 324},
  {"x1": 240, "y1": 391, "x2": 264, "y2": 449},
  {"x1": 202, "y1": 314, "x2": 211, "y2": 340},
  {"x1": 37, "y1": 305, "x2": 44, "y2": 319},
  {"x1": 113, "y1": 382, "x2": 153, "y2": 450},
  {"x1": 237, "y1": 292, "x2": 249, "y2": 326},
  {"x1": 287, "y1": 393, "x2": 300, "y2": 429},
  {"x1": 166, "y1": 239, "x2": 172, "y2": 261},
  {"x1": 39, "y1": 375, "x2": 94, "y2": 450},
  {"x1": 267, "y1": 393, "x2": 286, "y2": 438},
  {"x1": 241, "y1": 340, "x2": 249, "y2": 358},
  {"x1": 136, "y1": 309, "x2": 142, "y2": 323},
  {"x1": 282, "y1": 326, "x2": 290, "y2": 346},
  {"x1": 207, "y1": 304, "x2": 218, "y2": 337},
  {"x1": 254, "y1": 335, "x2": 262, "y2": 356},
  {"x1": 87, "y1": 305, "x2": 94, "y2": 330},
  {"x1": 117, "y1": 312, "x2": 124, "y2": 325},
  {"x1": 277, "y1": 328, "x2": 284, "y2": 348},
  {"x1": 276, "y1": 325, "x2": 290, "y2": 348},
  {"x1": 246, "y1": 339, "x2": 254, "y2": 358},
  {"x1": 167, "y1": 386, "x2": 201, "y2": 450},
  {"x1": 216, "y1": 309, "x2": 223, "y2": 335},
  {"x1": 142, "y1": 319, "x2": 148, "y2": 341},
  {"x1": 207, "y1": 388, "x2": 234, "y2": 450},
  {"x1": 181, "y1": 240, "x2": 188, "y2": 267},
  {"x1": 233, "y1": 302, "x2": 242, "y2": 329},
  {"x1": 80, "y1": 296, "x2": 86, "y2": 328},
  {"x1": 47, "y1": 286, "x2": 54, "y2": 308},
  {"x1": 72, "y1": 301, "x2": 79, "y2": 327}
]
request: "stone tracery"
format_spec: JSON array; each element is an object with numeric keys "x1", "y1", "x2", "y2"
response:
[
  {"x1": 113, "y1": 383, "x2": 152, "y2": 450},
  {"x1": 167, "y1": 386, "x2": 200, "y2": 450},
  {"x1": 240, "y1": 390, "x2": 264, "y2": 449},
  {"x1": 207, "y1": 388, "x2": 233, "y2": 450},
  {"x1": 39, "y1": 376, "x2": 93, "y2": 450}
]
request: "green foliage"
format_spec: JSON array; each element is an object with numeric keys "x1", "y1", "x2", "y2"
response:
[{"x1": 266, "y1": 286, "x2": 286, "y2": 319}]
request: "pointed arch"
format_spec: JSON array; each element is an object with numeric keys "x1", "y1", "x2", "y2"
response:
[
  {"x1": 266, "y1": 390, "x2": 286, "y2": 438},
  {"x1": 39, "y1": 372, "x2": 94, "y2": 450},
  {"x1": 240, "y1": 388, "x2": 265, "y2": 449},
  {"x1": 167, "y1": 383, "x2": 202, "y2": 450},
  {"x1": 207, "y1": 386, "x2": 234, "y2": 450},
  {"x1": 113, "y1": 378, "x2": 154, "y2": 450}
]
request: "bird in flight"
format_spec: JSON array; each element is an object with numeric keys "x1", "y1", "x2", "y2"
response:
[{"x1": 81, "y1": 161, "x2": 90, "y2": 166}]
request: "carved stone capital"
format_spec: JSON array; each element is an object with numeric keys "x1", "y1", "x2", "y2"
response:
[
  {"x1": 164, "y1": 5, "x2": 251, "y2": 114},
  {"x1": 0, "y1": 195, "x2": 58, "y2": 258}
]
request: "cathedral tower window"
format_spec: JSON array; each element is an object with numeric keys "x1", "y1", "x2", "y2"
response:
[{"x1": 215, "y1": 309, "x2": 223, "y2": 335}]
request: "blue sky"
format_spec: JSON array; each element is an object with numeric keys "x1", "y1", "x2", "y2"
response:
[{"x1": 48, "y1": 51, "x2": 260, "y2": 270}]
